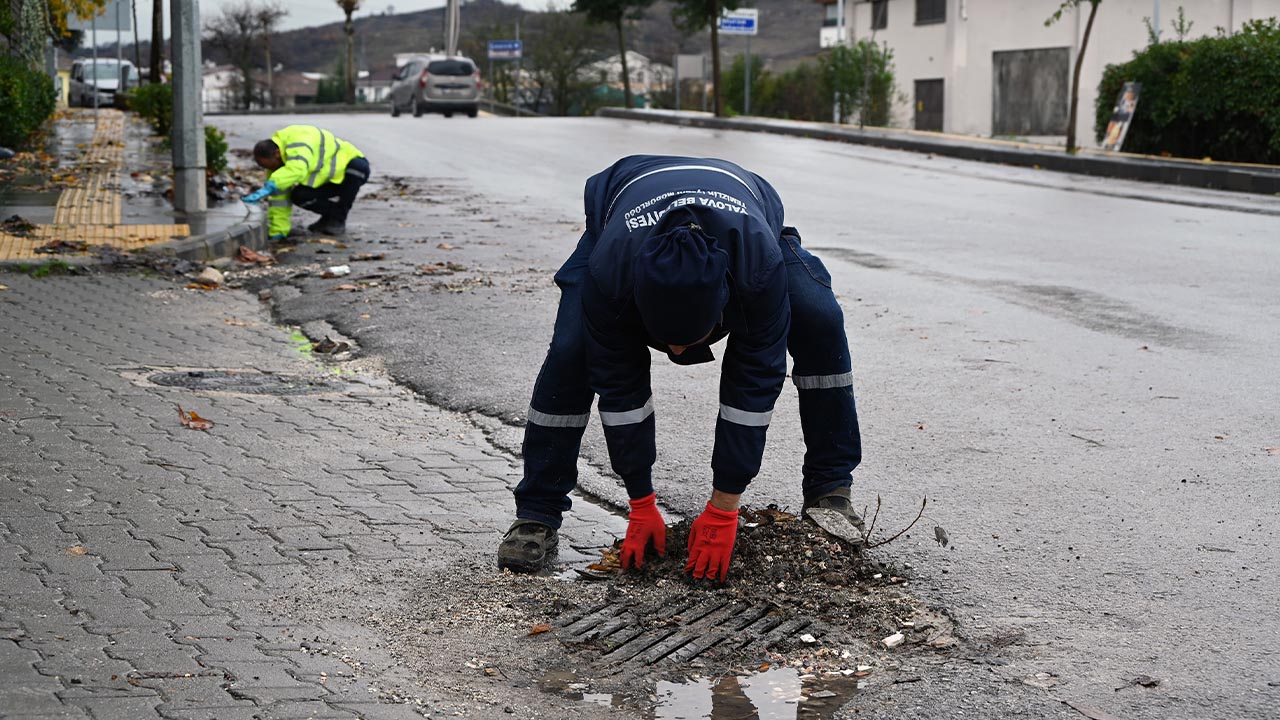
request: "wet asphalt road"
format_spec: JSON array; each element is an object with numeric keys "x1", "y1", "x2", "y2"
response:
[{"x1": 217, "y1": 113, "x2": 1279, "y2": 719}]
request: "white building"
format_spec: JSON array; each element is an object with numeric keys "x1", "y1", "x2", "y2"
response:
[
  {"x1": 817, "y1": 0, "x2": 1280, "y2": 146},
  {"x1": 586, "y1": 51, "x2": 675, "y2": 105}
]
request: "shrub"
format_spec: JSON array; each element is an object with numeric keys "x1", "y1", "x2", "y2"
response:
[
  {"x1": 204, "y1": 125, "x2": 228, "y2": 174},
  {"x1": 0, "y1": 56, "x2": 56, "y2": 149},
  {"x1": 1096, "y1": 19, "x2": 1280, "y2": 162},
  {"x1": 125, "y1": 83, "x2": 173, "y2": 136}
]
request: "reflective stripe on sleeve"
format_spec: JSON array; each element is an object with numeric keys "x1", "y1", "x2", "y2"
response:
[
  {"x1": 719, "y1": 404, "x2": 773, "y2": 427},
  {"x1": 285, "y1": 142, "x2": 309, "y2": 149},
  {"x1": 286, "y1": 155, "x2": 307, "y2": 162},
  {"x1": 268, "y1": 199, "x2": 291, "y2": 208},
  {"x1": 307, "y1": 129, "x2": 327, "y2": 185},
  {"x1": 328, "y1": 140, "x2": 340, "y2": 181},
  {"x1": 598, "y1": 396, "x2": 654, "y2": 427},
  {"x1": 792, "y1": 371, "x2": 854, "y2": 390},
  {"x1": 527, "y1": 406, "x2": 591, "y2": 428},
  {"x1": 346, "y1": 169, "x2": 367, "y2": 180}
]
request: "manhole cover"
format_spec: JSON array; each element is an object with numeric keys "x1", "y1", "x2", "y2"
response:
[
  {"x1": 557, "y1": 597, "x2": 820, "y2": 667},
  {"x1": 148, "y1": 370, "x2": 331, "y2": 395}
]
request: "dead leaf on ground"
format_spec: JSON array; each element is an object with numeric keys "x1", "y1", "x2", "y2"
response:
[
  {"x1": 587, "y1": 547, "x2": 623, "y2": 573},
  {"x1": 350, "y1": 253, "x2": 386, "y2": 262},
  {"x1": 35, "y1": 239, "x2": 88, "y2": 254},
  {"x1": 222, "y1": 318, "x2": 255, "y2": 326},
  {"x1": 329, "y1": 283, "x2": 362, "y2": 292},
  {"x1": 177, "y1": 405, "x2": 214, "y2": 430},
  {"x1": 312, "y1": 238, "x2": 339, "y2": 245},
  {"x1": 0, "y1": 285, "x2": 8, "y2": 291},
  {"x1": 437, "y1": 243, "x2": 459, "y2": 250},
  {"x1": 65, "y1": 545, "x2": 88, "y2": 556},
  {"x1": 528, "y1": 623, "x2": 552, "y2": 635},
  {"x1": 312, "y1": 337, "x2": 350, "y2": 354},
  {"x1": 184, "y1": 282, "x2": 220, "y2": 291},
  {"x1": 235, "y1": 246, "x2": 275, "y2": 265},
  {"x1": 1265, "y1": 447, "x2": 1280, "y2": 456}
]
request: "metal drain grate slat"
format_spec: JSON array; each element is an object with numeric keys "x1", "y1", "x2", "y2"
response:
[
  {"x1": 737, "y1": 611, "x2": 787, "y2": 638},
  {"x1": 743, "y1": 617, "x2": 813, "y2": 652},
  {"x1": 633, "y1": 631, "x2": 700, "y2": 666},
  {"x1": 562, "y1": 605, "x2": 629, "y2": 639},
  {"x1": 605, "y1": 628, "x2": 682, "y2": 664},
  {"x1": 663, "y1": 631, "x2": 731, "y2": 665}
]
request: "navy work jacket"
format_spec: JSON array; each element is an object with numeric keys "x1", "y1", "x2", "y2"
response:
[{"x1": 580, "y1": 155, "x2": 792, "y2": 495}]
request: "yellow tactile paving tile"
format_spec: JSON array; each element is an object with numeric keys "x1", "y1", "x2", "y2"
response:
[
  {"x1": 1, "y1": 109, "x2": 194, "y2": 262},
  {"x1": 0, "y1": 225, "x2": 192, "y2": 261}
]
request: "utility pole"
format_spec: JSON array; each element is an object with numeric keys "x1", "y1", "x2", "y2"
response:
[
  {"x1": 170, "y1": 0, "x2": 205, "y2": 213},
  {"x1": 446, "y1": 0, "x2": 460, "y2": 56}
]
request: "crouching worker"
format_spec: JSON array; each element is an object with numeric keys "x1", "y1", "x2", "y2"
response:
[
  {"x1": 243, "y1": 126, "x2": 370, "y2": 238},
  {"x1": 498, "y1": 155, "x2": 864, "y2": 582}
]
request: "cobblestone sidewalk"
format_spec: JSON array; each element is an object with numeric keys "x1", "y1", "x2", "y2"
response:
[{"x1": 0, "y1": 273, "x2": 625, "y2": 719}]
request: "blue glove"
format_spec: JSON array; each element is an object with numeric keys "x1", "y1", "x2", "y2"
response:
[{"x1": 242, "y1": 180, "x2": 278, "y2": 204}]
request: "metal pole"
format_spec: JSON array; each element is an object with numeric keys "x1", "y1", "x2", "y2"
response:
[
  {"x1": 673, "y1": 53, "x2": 680, "y2": 112},
  {"x1": 92, "y1": 12, "x2": 100, "y2": 123},
  {"x1": 744, "y1": 36, "x2": 751, "y2": 116},
  {"x1": 116, "y1": 0, "x2": 124, "y2": 93},
  {"x1": 171, "y1": 0, "x2": 206, "y2": 213},
  {"x1": 1152, "y1": 0, "x2": 1161, "y2": 41},
  {"x1": 514, "y1": 20, "x2": 521, "y2": 116},
  {"x1": 833, "y1": 0, "x2": 845, "y2": 123}
]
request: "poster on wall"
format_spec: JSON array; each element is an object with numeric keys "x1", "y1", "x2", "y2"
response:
[{"x1": 1101, "y1": 82, "x2": 1142, "y2": 152}]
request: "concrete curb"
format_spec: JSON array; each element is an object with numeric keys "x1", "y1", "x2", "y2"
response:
[
  {"x1": 145, "y1": 205, "x2": 269, "y2": 263},
  {"x1": 599, "y1": 108, "x2": 1280, "y2": 196}
]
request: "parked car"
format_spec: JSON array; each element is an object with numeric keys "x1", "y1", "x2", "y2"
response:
[
  {"x1": 389, "y1": 55, "x2": 481, "y2": 119},
  {"x1": 69, "y1": 59, "x2": 138, "y2": 108}
]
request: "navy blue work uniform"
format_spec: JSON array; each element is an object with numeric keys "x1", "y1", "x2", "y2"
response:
[{"x1": 513, "y1": 155, "x2": 862, "y2": 527}]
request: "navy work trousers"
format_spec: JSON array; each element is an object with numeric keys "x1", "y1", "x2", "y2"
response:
[
  {"x1": 513, "y1": 227, "x2": 862, "y2": 529},
  {"x1": 290, "y1": 156, "x2": 371, "y2": 223}
]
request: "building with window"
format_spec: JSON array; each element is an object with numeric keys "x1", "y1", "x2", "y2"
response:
[{"x1": 815, "y1": 0, "x2": 1280, "y2": 146}]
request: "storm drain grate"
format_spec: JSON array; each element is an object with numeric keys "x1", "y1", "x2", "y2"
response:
[
  {"x1": 148, "y1": 370, "x2": 333, "y2": 395},
  {"x1": 556, "y1": 597, "x2": 818, "y2": 666}
]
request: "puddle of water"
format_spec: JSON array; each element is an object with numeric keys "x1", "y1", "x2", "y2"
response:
[{"x1": 542, "y1": 667, "x2": 858, "y2": 719}]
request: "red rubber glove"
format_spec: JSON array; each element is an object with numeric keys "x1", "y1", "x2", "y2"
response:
[
  {"x1": 620, "y1": 493, "x2": 666, "y2": 570},
  {"x1": 685, "y1": 502, "x2": 739, "y2": 582}
]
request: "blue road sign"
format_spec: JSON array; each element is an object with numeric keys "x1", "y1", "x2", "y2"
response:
[
  {"x1": 488, "y1": 40, "x2": 523, "y2": 60},
  {"x1": 718, "y1": 9, "x2": 758, "y2": 36}
]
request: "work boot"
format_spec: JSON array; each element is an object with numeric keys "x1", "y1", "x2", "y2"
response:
[
  {"x1": 497, "y1": 519, "x2": 558, "y2": 573},
  {"x1": 802, "y1": 486, "x2": 865, "y2": 531},
  {"x1": 309, "y1": 218, "x2": 347, "y2": 236}
]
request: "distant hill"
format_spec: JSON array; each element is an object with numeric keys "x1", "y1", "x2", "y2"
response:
[{"x1": 233, "y1": 0, "x2": 826, "y2": 75}]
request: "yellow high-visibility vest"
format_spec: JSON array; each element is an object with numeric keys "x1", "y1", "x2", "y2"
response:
[{"x1": 266, "y1": 125, "x2": 365, "y2": 237}]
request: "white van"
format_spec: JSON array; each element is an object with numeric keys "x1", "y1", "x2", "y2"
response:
[{"x1": 69, "y1": 59, "x2": 138, "y2": 108}]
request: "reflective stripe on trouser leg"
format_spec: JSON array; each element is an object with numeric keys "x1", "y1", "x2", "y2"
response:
[{"x1": 599, "y1": 395, "x2": 653, "y2": 426}]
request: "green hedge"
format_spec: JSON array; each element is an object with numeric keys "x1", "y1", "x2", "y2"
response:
[
  {"x1": 1096, "y1": 19, "x2": 1280, "y2": 163},
  {"x1": 0, "y1": 56, "x2": 56, "y2": 149}
]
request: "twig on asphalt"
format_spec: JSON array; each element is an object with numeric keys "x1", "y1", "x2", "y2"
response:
[{"x1": 866, "y1": 497, "x2": 928, "y2": 549}]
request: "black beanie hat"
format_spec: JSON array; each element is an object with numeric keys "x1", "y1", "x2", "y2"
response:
[{"x1": 632, "y1": 223, "x2": 729, "y2": 346}]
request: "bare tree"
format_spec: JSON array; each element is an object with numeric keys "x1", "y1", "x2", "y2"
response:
[
  {"x1": 336, "y1": 0, "x2": 362, "y2": 104},
  {"x1": 149, "y1": 0, "x2": 163, "y2": 82},
  {"x1": 1046, "y1": 0, "x2": 1103, "y2": 153},
  {"x1": 524, "y1": 10, "x2": 607, "y2": 116},
  {"x1": 572, "y1": 0, "x2": 655, "y2": 109},
  {"x1": 670, "y1": 0, "x2": 742, "y2": 117},
  {"x1": 255, "y1": 3, "x2": 287, "y2": 107},
  {"x1": 205, "y1": 1, "x2": 263, "y2": 110}
]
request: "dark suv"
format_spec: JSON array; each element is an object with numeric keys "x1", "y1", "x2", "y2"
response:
[{"x1": 390, "y1": 56, "x2": 481, "y2": 118}]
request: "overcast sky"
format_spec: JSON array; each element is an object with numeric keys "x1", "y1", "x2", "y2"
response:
[{"x1": 92, "y1": 0, "x2": 558, "y2": 42}]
